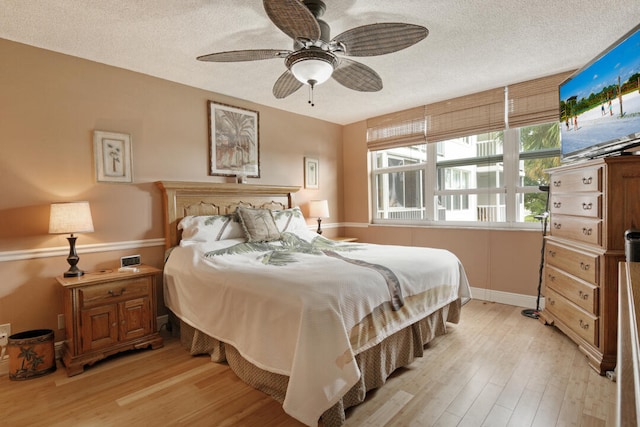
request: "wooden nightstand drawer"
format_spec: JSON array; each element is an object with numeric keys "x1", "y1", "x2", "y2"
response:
[
  {"x1": 546, "y1": 241, "x2": 599, "y2": 284},
  {"x1": 545, "y1": 265, "x2": 598, "y2": 314},
  {"x1": 80, "y1": 277, "x2": 151, "y2": 308},
  {"x1": 545, "y1": 287, "x2": 598, "y2": 346},
  {"x1": 550, "y1": 215, "x2": 601, "y2": 246}
]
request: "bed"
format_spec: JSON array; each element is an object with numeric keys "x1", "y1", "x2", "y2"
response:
[{"x1": 156, "y1": 181, "x2": 471, "y2": 426}]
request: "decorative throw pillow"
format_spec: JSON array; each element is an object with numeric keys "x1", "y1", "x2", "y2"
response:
[
  {"x1": 178, "y1": 214, "x2": 244, "y2": 242},
  {"x1": 236, "y1": 207, "x2": 281, "y2": 242}
]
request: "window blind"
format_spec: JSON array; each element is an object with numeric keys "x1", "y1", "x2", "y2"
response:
[
  {"x1": 365, "y1": 71, "x2": 576, "y2": 151},
  {"x1": 507, "y1": 70, "x2": 575, "y2": 128},
  {"x1": 366, "y1": 106, "x2": 426, "y2": 151},
  {"x1": 425, "y1": 87, "x2": 505, "y2": 143}
]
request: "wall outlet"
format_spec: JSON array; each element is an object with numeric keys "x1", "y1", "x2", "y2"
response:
[
  {"x1": 0, "y1": 323, "x2": 11, "y2": 359},
  {"x1": 0, "y1": 323, "x2": 10, "y2": 342},
  {"x1": 58, "y1": 314, "x2": 65, "y2": 330}
]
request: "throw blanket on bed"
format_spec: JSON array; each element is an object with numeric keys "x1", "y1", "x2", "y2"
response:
[{"x1": 164, "y1": 234, "x2": 471, "y2": 426}]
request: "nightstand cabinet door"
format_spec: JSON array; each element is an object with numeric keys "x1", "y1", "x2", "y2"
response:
[
  {"x1": 119, "y1": 296, "x2": 152, "y2": 341},
  {"x1": 81, "y1": 304, "x2": 119, "y2": 352}
]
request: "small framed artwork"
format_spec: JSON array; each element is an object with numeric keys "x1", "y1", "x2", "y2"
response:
[
  {"x1": 93, "y1": 130, "x2": 133, "y2": 183},
  {"x1": 304, "y1": 157, "x2": 319, "y2": 189},
  {"x1": 208, "y1": 101, "x2": 260, "y2": 178}
]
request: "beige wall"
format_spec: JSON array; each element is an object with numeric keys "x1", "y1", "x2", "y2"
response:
[
  {"x1": 1, "y1": 37, "x2": 544, "y2": 342},
  {"x1": 0, "y1": 39, "x2": 343, "y2": 340},
  {"x1": 342, "y1": 121, "x2": 544, "y2": 297}
]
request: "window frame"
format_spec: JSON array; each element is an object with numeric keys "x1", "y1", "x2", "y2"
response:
[{"x1": 370, "y1": 123, "x2": 560, "y2": 229}]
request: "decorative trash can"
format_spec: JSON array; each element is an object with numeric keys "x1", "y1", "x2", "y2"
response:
[
  {"x1": 8, "y1": 329, "x2": 56, "y2": 380},
  {"x1": 626, "y1": 229, "x2": 640, "y2": 262}
]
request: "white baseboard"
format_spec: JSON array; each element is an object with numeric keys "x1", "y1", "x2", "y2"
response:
[
  {"x1": 157, "y1": 315, "x2": 169, "y2": 332},
  {"x1": 470, "y1": 286, "x2": 545, "y2": 310}
]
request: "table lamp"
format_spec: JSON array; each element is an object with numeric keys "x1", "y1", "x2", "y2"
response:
[
  {"x1": 49, "y1": 201, "x2": 94, "y2": 277},
  {"x1": 308, "y1": 200, "x2": 330, "y2": 235}
]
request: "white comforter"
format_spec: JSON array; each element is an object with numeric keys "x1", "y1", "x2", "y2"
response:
[{"x1": 164, "y1": 234, "x2": 471, "y2": 426}]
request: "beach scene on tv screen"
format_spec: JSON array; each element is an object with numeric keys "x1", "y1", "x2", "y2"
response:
[{"x1": 559, "y1": 27, "x2": 640, "y2": 157}]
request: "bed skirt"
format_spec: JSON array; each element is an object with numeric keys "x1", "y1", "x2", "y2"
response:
[{"x1": 177, "y1": 298, "x2": 461, "y2": 426}]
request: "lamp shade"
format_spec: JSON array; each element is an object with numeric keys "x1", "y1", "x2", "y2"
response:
[
  {"x1": 49, "y1": 202, "x2": 94, "y2": 234},
  {"x1": 309, "y1": 200, "x2": 330, "y2": 219}
]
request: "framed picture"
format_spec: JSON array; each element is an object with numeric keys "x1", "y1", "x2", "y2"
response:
[
  {"x1": 93, "y1": 130, "x2": 133, "y2": 183},
  {"x1": 304, "y1": 157, "x2": 319, "y2": 189},
  {"x1": 208, "y1": 101, "x2": 260, "y2": 178}
]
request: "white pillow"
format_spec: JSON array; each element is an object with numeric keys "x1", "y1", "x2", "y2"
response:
[
  {"x1": 178, "y1": 215, "x2": 244, "y2": 242},
  {"x1": 272, "y1": 207, "x2": 317, "y2": 240}
]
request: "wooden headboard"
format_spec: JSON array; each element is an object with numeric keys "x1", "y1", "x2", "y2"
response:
[{"x1": 156, "y1": 181, "x2": 300, "y2": 249}]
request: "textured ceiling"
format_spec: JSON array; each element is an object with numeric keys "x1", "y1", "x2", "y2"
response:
[{"x1": 2, "y1": 1, "x2": 639, "y2": 125}]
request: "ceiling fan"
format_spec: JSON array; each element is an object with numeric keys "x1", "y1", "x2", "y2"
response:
[{"x1": 197, "y1": 0, "x2": 428, "y2": 105}]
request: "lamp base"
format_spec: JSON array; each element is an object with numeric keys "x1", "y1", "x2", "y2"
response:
[
  {"x1": 521, "y1": 308, "x2": 539, "y2": 319},
  {"x1": 63, "y1": 267, "x2": 85, "y2": 278},
  {"x1": 64, "y1": 235, "x2": 85, "y2": 277},
  {"x1": 316, "y1": 218, "x2": 323, "y2": 235}
]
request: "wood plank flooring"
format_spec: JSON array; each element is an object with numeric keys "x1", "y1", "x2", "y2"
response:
[{"x1": 0, "y1": 300, "x2": 617, "y2": 426}]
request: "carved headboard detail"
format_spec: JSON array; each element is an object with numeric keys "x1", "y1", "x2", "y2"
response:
[{"x1": 156, "y1": 181, "x2": 300, "y2": 249}]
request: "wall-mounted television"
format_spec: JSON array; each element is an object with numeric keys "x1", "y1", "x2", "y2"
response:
[{"x1": 559, "y1": 22, "x2": 640, "y2": 162}]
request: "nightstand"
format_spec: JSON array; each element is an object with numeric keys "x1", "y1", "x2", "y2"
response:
[
  {"x1": 57, "y1": 265, "x2": 164, "y2": 376},
  {"x1": 331, "y1": 236, "x2": 358, "y2": 242}
]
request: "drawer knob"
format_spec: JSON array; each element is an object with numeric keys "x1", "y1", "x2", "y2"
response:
[
  {"x1": 582, "y1": 202, "x2": 592, "y2": 210},
  {"x1": 548, "y1": 250, "x2": 556, "y2": 257},
  {"x1": 548, "y1": 274, "x2": 555, "y2": 282},
  {"x1": 579, "y1": 319, "x2": 589, "y2": 330},
  {"x1": 553, "y1": 180, "x2": 561, "y2": 187},
  {"x1": 553, "y1": 202, "x2": 562, "y2": 208},
  {"x1": 579, "y1": 262, "x2": 591, "y2": 271},
  {"x1": 582, "y1": 227, "x2": 592, "y2": 236},
  {"x1": 582, "y1": 177, "x2": 592, "y2": 185},
  {"x1": 549, "y1": 299, "x2": 555, "y2": 305},
  {"x1": 108, "y1": 288, "x2": 126, "y2": 297},
  {"x1": 578, "y1": 290, "x2": 589, "y2": 300},
  {"x1": 553, "y1": 223, "x2": 562, "y2": 230}
]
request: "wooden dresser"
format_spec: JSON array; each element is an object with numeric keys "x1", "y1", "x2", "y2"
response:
[
  {"x1": 57, "y1": 265, "x2": 164, "y2": 376},
  {"x1": 541, "y1": 156, "x2": 640, "y2": 374}
]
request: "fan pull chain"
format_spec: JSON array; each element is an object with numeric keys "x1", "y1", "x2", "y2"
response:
[{"x1": 308, "y1": 79, "x2": 317, "y2": 107}]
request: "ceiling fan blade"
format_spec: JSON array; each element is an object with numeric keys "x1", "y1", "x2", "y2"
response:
[
  {"x1": 263, "y1": 0, "x2": 321, "y2": 41},
  {"x1": 273, "y1": 70, "x2": 303, "y2": 98},
  {"x1": 197, "y1": 49, "x2": 290, "y2": 62},
  {"x1": 332, "y1": 58, "x2": 383, "y2": 92},
  {"x1": 332, "y1": 23, "x2": 428, "y2": 57}
]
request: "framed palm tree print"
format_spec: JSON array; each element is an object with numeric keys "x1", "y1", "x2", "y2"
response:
[
  {"x1": 93, "y1": 130, "x2": 133, "y2": 183},
  {"x1": 208, "y1": 101, "x2": 260, "y2": 178}
]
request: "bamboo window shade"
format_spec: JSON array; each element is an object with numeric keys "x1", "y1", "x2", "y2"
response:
[
  {"x1": 366, "y1": 71, "x2": 575, "y2": 151},
  {"x1": 425, "y1": 87, "x2": 505, "y2": 143},
  {"x1": 366, "y1": 106, "x2": 426, "y2": 151},
  {"x1": 507, "y1": 70, "x2": 575, "y2": 128}
]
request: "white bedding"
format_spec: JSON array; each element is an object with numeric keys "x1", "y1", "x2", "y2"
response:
[{"x1": 164, "y1": 233, "x2": 471, "y2": 426}]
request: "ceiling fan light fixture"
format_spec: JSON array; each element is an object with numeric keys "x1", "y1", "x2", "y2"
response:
[{"x1": 286, "y1": 49, "x2": 337, "y2": 86}]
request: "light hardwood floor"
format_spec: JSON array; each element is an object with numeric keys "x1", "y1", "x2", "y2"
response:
[{"x1": 0, "y1": 300, "x2": 617, "y2": 426}]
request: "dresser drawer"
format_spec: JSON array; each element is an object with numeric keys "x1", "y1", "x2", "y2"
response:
[
  {"x1": 550, "y1": 215, "x2": 601, "y2": 246},
  {"x1": 550, "y1": 167, "x2": 601, "y2": 193},
  {"x1": 550, "y1": 194, "x2": 601, "y2": 218},
  {"x1": 545, "y1": 241, "x2": 599, "y2": 284},
  {"x1": 545, "y1": 287, "x2": 598, "y2": 346},
  {"x1": 545, "y1": 265, "x2": 598, "y2": 314},
  {"x1": 80, "y1": 277, "x2": 152, "y2": 308}
]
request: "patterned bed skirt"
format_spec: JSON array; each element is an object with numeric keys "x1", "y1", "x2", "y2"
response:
[{"x1": 177, "y1": 298, "x2": 461, "y2": 426}]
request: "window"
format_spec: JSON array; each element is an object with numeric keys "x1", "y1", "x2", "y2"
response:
[{"x1": 371, "y1": 122, "x2": 560, "y2": 227}]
